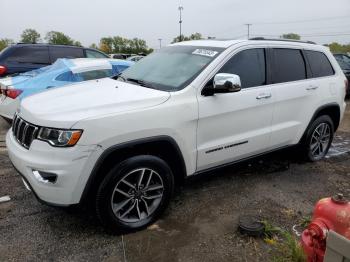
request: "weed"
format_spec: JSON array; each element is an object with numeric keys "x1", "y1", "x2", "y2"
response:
[
  {"x1": 262, "y1": 220, "x2": 306, "y2": 262},
  {"x1": 300, "y1": 216, "x2": 312, "y2": 229}
]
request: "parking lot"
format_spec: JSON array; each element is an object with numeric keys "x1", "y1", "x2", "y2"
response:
[{"x1": 0, "y1": 103, "x2": 350, "y2": 262}]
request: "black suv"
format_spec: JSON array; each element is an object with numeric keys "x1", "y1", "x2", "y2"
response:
[
  {"x1": 334, "y1": 54, "x2": 350, "y2": 81},
  {"x1": 0, "y1": 43, "x2": 109, "y2": 77}
]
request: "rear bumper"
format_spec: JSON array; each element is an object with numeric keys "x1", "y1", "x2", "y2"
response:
[{"x1": 0, "y1": 96, "x2": 18, "y2": 119}]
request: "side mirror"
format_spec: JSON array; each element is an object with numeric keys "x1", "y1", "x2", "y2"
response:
[{"x1": 202, "y1": 73, "x2": 242, "y2": 96}]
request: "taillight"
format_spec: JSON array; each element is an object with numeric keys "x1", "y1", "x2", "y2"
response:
[
  {"x1": 5, "y1": 89, "x2": 23, "y2": 99},
  {"x1": 346, "y1": 79, "x2": 349, "y2": 93},
  {"x1": 0, "y1": 65, "x2": 7, "y2": 76}
]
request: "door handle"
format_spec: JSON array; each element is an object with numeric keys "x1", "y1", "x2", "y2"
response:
[
  {"x1": 306, "y1": 85, "x2": 319, "y2": 90},
  {"x1": 256, "y1": 93, "x2": 272, "y2": 100}
]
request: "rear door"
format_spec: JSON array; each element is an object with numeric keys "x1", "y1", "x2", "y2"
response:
[
  {"x1": 49, "y1": 46, "x2": 84, "y2": 63},
  {"x1": 269, "y1": 48, "x2": 321, "y2": 148},
  {"x1": 4, "y1": 46, "x2": 50, "y2": 74}
]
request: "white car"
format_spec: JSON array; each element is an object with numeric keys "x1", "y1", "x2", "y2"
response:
[{"x1": 6, "y1": 39, "x2": 347, "y2": 233}]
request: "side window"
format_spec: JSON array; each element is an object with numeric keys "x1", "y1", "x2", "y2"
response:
[
  {"x1": 85, "y1": 49, "x2": 108, "y2": 58},
  {"x1": 55, "y1": 71, "x2": 76, "y2": 82},
  {"x1": 75, "y1": 69, "x2": 113, "y2": 81},
  {"x1": 272, "y1": 49, "x2": 306, "y2": 84},
  {"x1": 218, "y1": 48, "x2": 266, "y2": 88},
  {"x1": 49, "y1": 47, "x2": 84, "y2": 62},
  {"x1": 6, "y1": 46, "x2": 50, "y2": 64},
  {"x1": 305, "y1": 50, "x2": 334, "y2": 78}
]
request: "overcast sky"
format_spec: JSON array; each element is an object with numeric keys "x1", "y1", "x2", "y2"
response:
[{"x1": 1, "y1": 0, "x2": 350, "y2": 49}]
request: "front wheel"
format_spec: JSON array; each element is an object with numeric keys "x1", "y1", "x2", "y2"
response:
[
  {"x1": 95, "y1": 155, "x2": 174, "y2": 233},
  {"x1": 302, "y1": 115, "x2": 334, "y2": 162}
]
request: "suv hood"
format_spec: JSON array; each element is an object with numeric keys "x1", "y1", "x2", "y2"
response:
[{"x1": 19, "y1": 78, "x2": 170, "y2": 128}]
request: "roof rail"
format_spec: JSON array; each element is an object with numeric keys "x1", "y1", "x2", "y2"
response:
[
  {"x1": 16, "y1": 42, "x2": 81, "y2": 47},
  {"x1": 249, "y1": 37, "x2": 316, "y2": 45}
]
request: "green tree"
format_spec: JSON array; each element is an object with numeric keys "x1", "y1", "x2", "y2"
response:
[
  {"x1": 172, "y1": 32, "x2": 203, "y2": 43},
  {"x1": 326, "y1": 42, "x2": 350, "y2": 53},
  {"x1": 45, "y1": 31, "x2": 75, "y2": 45},
  {"x1": 89, "y1": 43, "x2": 98, "y2": 49},
  {"x1": 99, "y1": 37, "x2": 114, "y2": 53},
  {"x1": 281, "y1": 33, "x2": 301, "y2": 40},
  {"x1": 20, "y1": 28, "x2": 41, "y2": 43},
  {"x1": 0, "y1": 38, "x2": 14, "y2": 51},
  {"x1": 99, "y1": 36, "x2": 152, "y2": 54},
  {"x1": 74, "y1": 41, "x2": 82, "y2": 47}
]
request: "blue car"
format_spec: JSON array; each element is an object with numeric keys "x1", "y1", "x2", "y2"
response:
[{"x1": 0, "y1": 58, "x2": 133, "y2": 120}]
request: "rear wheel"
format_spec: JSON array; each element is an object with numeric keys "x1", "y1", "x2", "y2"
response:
[
  {"x1": 95, "y1": 155, "x2": 174, "y2": 233},
  {"x1": 302, "y1": 115, "x2": 334, "y2": 161}
]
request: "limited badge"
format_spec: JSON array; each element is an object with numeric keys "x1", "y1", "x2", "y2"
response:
[{"x1": 192, "y1": 49, "x2": 218, "y2": 57}]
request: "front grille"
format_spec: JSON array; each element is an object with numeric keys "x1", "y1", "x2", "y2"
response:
[{"x1": 12, "y1": 114, "x2": 39, "y2": 149}]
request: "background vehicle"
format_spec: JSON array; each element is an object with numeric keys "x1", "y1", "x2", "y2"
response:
[
  {"x1": 0, "y1": 58, "x2": 133, "y2": 120},
  {"x1": 127, "y1": 55, "x2": 144, "y2": 62},
  {"x1": 6, "y1": 39, "x2": 347, "y2": 233},
  {"x1": 334, "y1": 53, "x2": 350, "y2": 94},
  {"x1": 0, "y1": 43, "x2": 109, "y2": 77}
]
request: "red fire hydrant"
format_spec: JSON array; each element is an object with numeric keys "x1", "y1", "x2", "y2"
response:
[{"x1": 301, "y1": 194, "x2": 350, "y2": 262}]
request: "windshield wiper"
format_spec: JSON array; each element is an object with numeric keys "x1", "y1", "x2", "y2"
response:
[
  {"x1": 126, "y1": 78, "x2": 154, "y2": 89},
  {"x1": 112, "y1": 72, "x2": 126, "y2": 81}
]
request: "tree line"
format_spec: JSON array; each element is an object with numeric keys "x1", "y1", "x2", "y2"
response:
[
  {"x1": 0, "y1": 28, "x2": 153, "y2": 55},
  {"x1": 1, "y1": 29, "x2": 349, "y2": 54}
]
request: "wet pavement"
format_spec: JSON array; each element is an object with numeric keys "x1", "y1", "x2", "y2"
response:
[{"x1": 1, "y1": 105, "x2": 350, "y2": 262}]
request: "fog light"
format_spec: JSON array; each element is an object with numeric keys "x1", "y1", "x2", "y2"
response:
[{"x1": 32, "y1": 170, "x2": 57, "y2": 183}]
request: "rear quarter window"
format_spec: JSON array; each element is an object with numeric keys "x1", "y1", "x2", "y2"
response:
[
  {"x1": 272, "y1": 48, "x2": 306, "y2": 84},
  {"x1": 55, "y1": 71, "x2": 77, "y2": 82},
  {"x1": 49, "y1": 47, "x2": 84, "y2": 62},
  {"x1": 85, "y1": 49, "x2": 108, "y2": 58},
  {"x1": 305, "y1": 50, "x2": 334, "y2": 78}
]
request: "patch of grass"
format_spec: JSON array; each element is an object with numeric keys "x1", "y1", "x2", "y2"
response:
[
  {"x1": 300, "y1": 216, "x2": 312, "y2": 229},
  {"x1": 262, "y1": 220, "x2": 306, "y2": 262},
  {"x1": 262, "y1": 220, "x2": 283, "y2": 238},
  {"x1": 272, "y1": 232, "x2": 306, "y2": 262}
]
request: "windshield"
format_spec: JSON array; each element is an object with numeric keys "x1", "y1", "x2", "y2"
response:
[{"x1": 118, "y1": 45, "x2": 224, "y2": 91}]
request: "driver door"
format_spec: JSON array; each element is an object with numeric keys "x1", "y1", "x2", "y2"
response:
[{"x1": 196, "y1": 48, "x2": 274, "y2": 171}]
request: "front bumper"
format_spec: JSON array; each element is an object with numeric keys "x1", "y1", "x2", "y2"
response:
[{"x1": 6, "y1": 130, "x2": 103, "y2": 206}]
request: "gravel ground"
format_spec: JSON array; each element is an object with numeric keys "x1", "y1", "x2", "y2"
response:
[{"x1": 1, "y1": 104, "x2": 350, "y2": 262}]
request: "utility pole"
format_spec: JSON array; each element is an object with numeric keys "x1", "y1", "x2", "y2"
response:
[
  {"x1": 158, "y1": 38, "x2": 162, "y2": 49},
  {"x1": 178, "y1": 6, "x2": 184, "y2": 41},
  {"x1": 245, "y1": 23, "x2": 252, "y2": 39}
]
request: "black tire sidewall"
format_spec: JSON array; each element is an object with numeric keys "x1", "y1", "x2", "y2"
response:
[
  {"x1": 305, "y1": 115, "x2": 334, "y2": 162},
  {"x1": 96, "y1": 155, "x2": 174, "y2": 233}
]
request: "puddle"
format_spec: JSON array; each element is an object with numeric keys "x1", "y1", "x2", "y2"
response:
[{"x1": 327, "y1": 135, "x2": 350, "y2": 158}]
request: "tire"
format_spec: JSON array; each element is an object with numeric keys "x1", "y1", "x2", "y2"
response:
[
  {"x1": 95, "y1": 155, "x2": 174, "y2": 234},
  {"x1": 302, "y1": 115, "x2": 334, "y2": 162}
]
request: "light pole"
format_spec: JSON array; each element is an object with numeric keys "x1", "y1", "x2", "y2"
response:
[
  {"x1": 158, "y1": 38, "x2": 162, "y2": 49},
  {"x1": 178, "y1": 6, "x2": 184, "y2": 42},
  {"x1": 245, "y1": 23, "x2": 252, "y2": 39}
]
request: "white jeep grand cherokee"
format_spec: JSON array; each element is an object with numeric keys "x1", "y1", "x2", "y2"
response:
[{"x1": 6, "y1": 39, "x2": 348, "y2": 232}]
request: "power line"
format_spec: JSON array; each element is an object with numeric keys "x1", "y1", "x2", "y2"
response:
[
  {"x1": 252, "y1": 15, "x2": 350, "y2": 25},
  {"x1": 251, "y1": 32, "x2": 350, "y2": 38}
]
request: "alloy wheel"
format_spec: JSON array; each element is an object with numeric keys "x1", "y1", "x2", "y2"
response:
[
  {"x1": 110, "y1": 168, "x2": 164, "y2": 223},
  {"x1": 310, "y1": 122, "x2": 331, "y2": 158}
]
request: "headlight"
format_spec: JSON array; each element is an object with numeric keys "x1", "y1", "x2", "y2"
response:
[{"x1": 37, "y1": 127, "x2": 83, "y2": 147}]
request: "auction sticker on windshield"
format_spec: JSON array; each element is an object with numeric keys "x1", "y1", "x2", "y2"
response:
[{"x1": 192, "y1": 49, "x2": 218, "y2": 57}]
